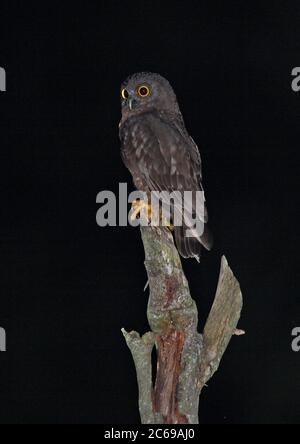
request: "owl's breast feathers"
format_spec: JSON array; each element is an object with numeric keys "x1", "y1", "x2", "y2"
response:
[
  {"x1": 120, "y1": 110, "x2": 199, "y2": 186},
  {"x1": 119, "y1": 110, "x2": 213, "y2": 259}
]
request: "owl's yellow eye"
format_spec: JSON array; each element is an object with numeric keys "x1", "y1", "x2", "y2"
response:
[
  {"x1": 121, "y1": 88, "x2": 129, "y2": 100},
  {"x1": 137, "y1": 85, "x2": 151, "y2": 97}
]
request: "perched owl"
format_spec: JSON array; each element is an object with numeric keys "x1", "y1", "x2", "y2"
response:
[{"x1": 119, "y1": 72, "x2": 212, "y2": 261}]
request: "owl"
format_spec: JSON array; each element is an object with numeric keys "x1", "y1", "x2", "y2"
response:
[{"x1": 119, "y1": 72, "x2": 212, "y2": 261}]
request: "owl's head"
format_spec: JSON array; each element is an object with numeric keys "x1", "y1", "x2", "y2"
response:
[{"x1": 120, "y1": 72, "x2": 180, "y2": 116}]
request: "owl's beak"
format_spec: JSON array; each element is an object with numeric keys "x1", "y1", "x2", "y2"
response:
[{"x1": 128, "y1": 97, "x2": 137, "y2": 110}]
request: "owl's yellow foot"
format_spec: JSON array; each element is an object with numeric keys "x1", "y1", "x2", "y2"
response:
[
  {"x1": 130, "y1": 200, "x2": 175, "y2": 230},
  {"x1": 130, "y1": 199, "x2": 153, "y2": 222}
]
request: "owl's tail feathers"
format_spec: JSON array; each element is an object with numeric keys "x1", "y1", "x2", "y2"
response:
[
  {"x1": 174, "y1": 223, "x2": 213, "y2": 261},
  {"x1": 199, "y1": 224, "x2": 213, "y2": 251}
]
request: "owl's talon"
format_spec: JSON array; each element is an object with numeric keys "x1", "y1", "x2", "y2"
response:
[
  {"x1": 130, "y1": 200, "x2": 152, "y2": 222},
  {"x1": 131, "y1": 200, "x2": 175, "y2": 229}
]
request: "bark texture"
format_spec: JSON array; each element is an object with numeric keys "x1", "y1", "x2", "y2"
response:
[{"x1": 122, "y1": 226, "x2": 243, "y2": 424}]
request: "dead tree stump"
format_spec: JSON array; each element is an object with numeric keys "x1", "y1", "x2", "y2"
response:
[{"x1": 122, "y1": 226, "x2": 243, "y2": 424}]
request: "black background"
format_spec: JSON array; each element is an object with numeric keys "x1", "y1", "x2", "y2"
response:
[{"x1": 1, "y1": 0, "x2": 300, "y2": 424}]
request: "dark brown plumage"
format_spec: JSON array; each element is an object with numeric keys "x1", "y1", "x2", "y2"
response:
[{"x1": 119, "y1": 72, "x2": 212, "y2": 260}]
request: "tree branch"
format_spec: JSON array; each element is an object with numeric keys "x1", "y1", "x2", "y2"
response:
[
  {"x1": 122, "y1": 226, "x2": 243, "y2": 424},
  {"x1": 121, "y1": 329, "x2": 159, "y2": 424},
  {"x1": 198, "y1": 256, "x2": 243, "y2": 388}
]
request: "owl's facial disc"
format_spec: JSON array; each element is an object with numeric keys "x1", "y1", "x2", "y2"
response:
[
  {"x1": 121, "y1": 84, "x2": 151, "y2": 110},
  {"x1": 121, "y1": 72, "x2": 181, "y2": 117}
]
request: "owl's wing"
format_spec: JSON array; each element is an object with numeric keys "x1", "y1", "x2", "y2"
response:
[
  {"x1": 172, "y1": 115, "x2": 203, "y2": 184},
  {"x1": 120, "y1": 112, "x2": 212, "y2": 259}
]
